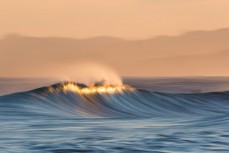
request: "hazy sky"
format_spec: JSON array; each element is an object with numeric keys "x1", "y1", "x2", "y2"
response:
[
  {"x1": 1, "y1": 0, "x2": 229, "y2": 77},
  {"x1": 1, "y1": 0, "x2": 229, "y2": 39}
]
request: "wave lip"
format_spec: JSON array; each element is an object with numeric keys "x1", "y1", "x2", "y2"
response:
[{"x1": 51, "y1": 81, "x2": 134, "y2": 95}]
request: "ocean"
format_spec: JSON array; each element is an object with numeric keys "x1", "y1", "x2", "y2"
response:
[{"x1": 1, "y1": 77, "x2": 229, "y2": 153}]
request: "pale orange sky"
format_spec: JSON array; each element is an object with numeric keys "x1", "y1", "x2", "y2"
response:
[
  {"x1": 0, "y1": 0, "x2": 229, "y2": 39},
  {"x1": 1, "y1": 0, "x2": 229, "y2": 77}
]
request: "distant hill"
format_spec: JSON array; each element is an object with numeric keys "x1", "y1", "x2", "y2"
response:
[{"x1": 1, "y1": 28, "x2": 229, "y2": 76}]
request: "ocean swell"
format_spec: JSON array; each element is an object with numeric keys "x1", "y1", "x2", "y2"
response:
[{"x1": 1, "y1": 82, "x2": 229, "y2": 118}]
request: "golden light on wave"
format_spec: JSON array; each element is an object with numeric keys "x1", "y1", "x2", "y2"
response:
[
  {"x1": 49, "y1": 82, "x2": 134, "y2": 95},
  {"x1": 63, "y1": 82, "x2": 134, "y2": 94}
]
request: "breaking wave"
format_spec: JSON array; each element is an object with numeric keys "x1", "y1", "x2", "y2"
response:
[{"x1": 1, "y1": 82, "x2": 229, "y2": 118}]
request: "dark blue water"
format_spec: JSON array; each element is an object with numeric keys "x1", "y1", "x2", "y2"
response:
[{"x1": 1, "y1": 78, "x2": 229, "y2": 153}]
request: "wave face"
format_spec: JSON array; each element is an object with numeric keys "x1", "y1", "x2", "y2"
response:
[{"x1": 1, "y1": 82, "x2": 229, "y2": 118}]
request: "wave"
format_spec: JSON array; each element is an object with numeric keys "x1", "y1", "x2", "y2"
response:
[{"x1": 1, "y1": 82, "x2": 229, "y2": 118}]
